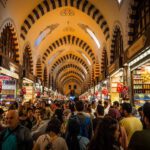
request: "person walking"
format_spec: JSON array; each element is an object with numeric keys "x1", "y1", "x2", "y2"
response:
[{"x1": 0, "y1": 109, "x2": 33, "y2": 150}]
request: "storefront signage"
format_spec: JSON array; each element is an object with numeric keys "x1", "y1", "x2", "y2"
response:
[
  {"x1": 0, "y1": 76, "x2": 11, "y2": 80},
  {"x1": 24, "y1": 71, "x2": 35, "y2": 82},
  {"x1": 127, "y1": 35, "x2": 147, "y2": 59},
  {"x1": 0, "y1": 67, "x2": 19, "y2": 79},
  {"x1": 9, "y1": 62, "x2": 19, "y2": 74}
]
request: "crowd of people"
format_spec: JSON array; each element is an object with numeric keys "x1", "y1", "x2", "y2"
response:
[{"x1": 0, "y1": 99, "x2": 150, "y2": 150}]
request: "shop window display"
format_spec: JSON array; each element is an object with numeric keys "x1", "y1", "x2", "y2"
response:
[
  {"x1": 110, "y1": 69, "x2": 124, "y2": 103},
  {"x1": 132, "y1": 62, "x2": 150, "y2": 106}
]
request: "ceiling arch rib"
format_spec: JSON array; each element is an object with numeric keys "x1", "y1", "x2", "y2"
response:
[
  {"x1": 56, "y1": 63, "x2": 86, "y2": 80},
  {"x1": 62, "y1": 78, "x2": 81, "y2": 87},
  {"x1": 42, "y1": 35, "x2": 96, "y2": 64},
  {"x1": 56, "y1": 68, "x2": 86, "y2": 83},
  {"x1": 20, "y1": 0, "x2": 110, "y2": 41},
  {"x1": 50, "y1": 53, "x2": 90, "y2": 74},
  {"x1": 61, "y1": 75, "x2": 82, "y2": 86},
  {"x1": 58, "y1": 71, "x2": 85, "y2": 83},
  {"x1": 61, "y1": 78, "x2": 82, "y2": 94}
]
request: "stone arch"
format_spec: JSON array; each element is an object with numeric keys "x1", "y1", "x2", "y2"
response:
[
  {"x1": 20, "y1": 0, "x2": 110, "y2": 41},
  {"x1": 101, "y1": 47, "x2": 108, "y2": 78},
  {"x1": 23, "y1": 44, "x2": 33, "y2": 74},
  {"x1": 43, "y1": 67, "x2": 48, "y2": 87},
  {"x1": 0, "y1": 18, "x2": 20, "y2": 63},
  {"x1": 51, "y1": 53, "x2": 90, "y2": 74},
  {"x1": 36, "y1": 58, "x2": 43, "y2": 80},
  {"x1": 127, "y1": 0, "x2": 150, "y2": 45},
  {"x1": 110, "y1": 25, "x2": 123, "y2": 64},
  {"x1": 56, "y1": 63, "x2": 86, "y2": 80},
  {"x1": 59, "y1": 70, "x2": 85, "y2": 82},
  {"x1": 42, "y1": 35, "x2": 96, "y2": 64}
]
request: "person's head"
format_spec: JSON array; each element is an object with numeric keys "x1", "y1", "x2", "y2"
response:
[
  {"x1": 63, "y1": 109, "x2": 71, "y2": 121},
  {"x1": 98, "y1": 100, "x2": 102, "y2": 105},
  {"x1": 75, "y1": 100, "x2": 84, "y2": 112},
  {"x1": 113, "y1": 101, "x2": 120, "y2": 109},
  {"x1": 91, "y1": 101, "x2": 96, "y2": 109},
  {"x1": 9, "y1": 101, "x2": 18, "y2": 110},
  {"x1": 69, "y1": 103, "x2": 75, "y2": 113},
  {"x1": 88, "y1": 116, "x2": 119, "y2": 150},
  {"x1": 121, "y1": 102, "x2": 132, "y2": 117},
  {"x1": 0, "y1": 108, "x2": 4, "y2": 118},
  {"x1": 96, "y1": 105, "x2": 104, "y2": 116},
  {"x1": 5, "y1": 110, "x2": 19, "y2": 129},
  {"x1": 104, "y1": 101, "x2": 109, "y2": 108},
  {"x1": 27, "y1": 108, "x2": 34, "y2": 118},
  {"x1": 46, "y1": 118, "x2": 61, "y2": 136},
  {"x1": 108, "y1": 108, "x2": 121, "y2": 120},
  {"x1": 143, "y1": 102, "x2": 150, "y2": 127},
  {"x1": 138, "y1": 106, "x2": 143, "y2": 117},
  {"x1": 40, "y1": 101, "x2": 46, "y2": 108},
  {"x1": 54, "y1": 108, "x2": 63, "y2": 122},
  {"x1": 34, "y1": 108, "x2": 44, "y2": 120}
]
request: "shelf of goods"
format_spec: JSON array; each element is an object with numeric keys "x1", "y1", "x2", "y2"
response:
[{"x1": 133, "y1": 72, "x2": 150, "y2": 105}]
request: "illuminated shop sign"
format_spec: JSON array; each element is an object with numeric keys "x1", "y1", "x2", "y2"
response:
[
  {"x1": 0, "y1": 67, "x2": 19, "y2": 79},
  {"x1": 129, "y1": 47, "x2": 150, "y2": 69},
  {"x1": 0, "y1": 76, "x2": 11, "y2": 80}
]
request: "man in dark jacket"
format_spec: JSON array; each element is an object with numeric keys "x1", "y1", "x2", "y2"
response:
[
  {"x1": 0, "y1": 109, "x2": 33, "y2": 150},
  {"x1": 67, "y1": 101, "x2": 93, "y2": 140}
]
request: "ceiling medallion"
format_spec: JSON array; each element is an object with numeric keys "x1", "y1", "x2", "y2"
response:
[
  {"x1": 63, "y1": 26, "x2": 75, "y2": 32},
  {"x1": 60, "y1": 8, "x2": 75, "y2": 16}
]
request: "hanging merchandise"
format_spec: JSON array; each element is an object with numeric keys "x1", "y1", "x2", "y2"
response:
[
  {"x1": 23, "y1": 78, "x2": 34, "y2": 102},
  {"x1": 36, "y1": 90, "x2": 41, "y2": 98},
  {"x1": 110, "y1": 68, "x2": 124, "y2": 103},
  {"x1": 22, "y1": 87, "x2": 26, "y2": 95},
  {"x1": 102, "y1": 88, "x2": 108, "y2": 96},
  {"x1": 121, "y1": 85, "x2": 129, "y2": 100},
  {"x1": 117, "y1": 83, "x2": 123, "y2": 93}
]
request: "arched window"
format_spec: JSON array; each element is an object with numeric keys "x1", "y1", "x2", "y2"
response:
[
  {"x1": 0, "y1": 25, "x2": 17, "y2": 62},
  {"x1": 128, "y1": 0, "x2": 150, "y2": 44},
  {"x1": 110, "y1": 26, "x2": 123, "y2": 64}
]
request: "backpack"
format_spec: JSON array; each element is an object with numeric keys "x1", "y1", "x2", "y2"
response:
[{"x1": 69, "y1": 114, "x2": 91, "y2": 139}]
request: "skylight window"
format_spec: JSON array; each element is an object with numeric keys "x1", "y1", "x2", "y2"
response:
[
  {"x1": 86, "y1": 28, "x2": 101, "y2": 49},
  {"x1": 35, "y1": 28, "x2": 50, "y2": 47},
  {"x1": 35, "y1": 24, "x2": 59, "y2": 47},
  {"x1": 78, "y1": 24, "x2": 101, "y2": 49},
  {"x1": 82, "y1": 53, "x2": 91, "y2": 66},
  {"x1": 83, "y1": 67, "x2": 88, "y2": 75},
  {"x1": 117, "y1": 0, "x2": 123, "y2": 4}
]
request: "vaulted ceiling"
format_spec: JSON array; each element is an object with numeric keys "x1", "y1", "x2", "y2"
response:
[{"x1": 0, "y1": 0, "x2": 130, "y2": 95}]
